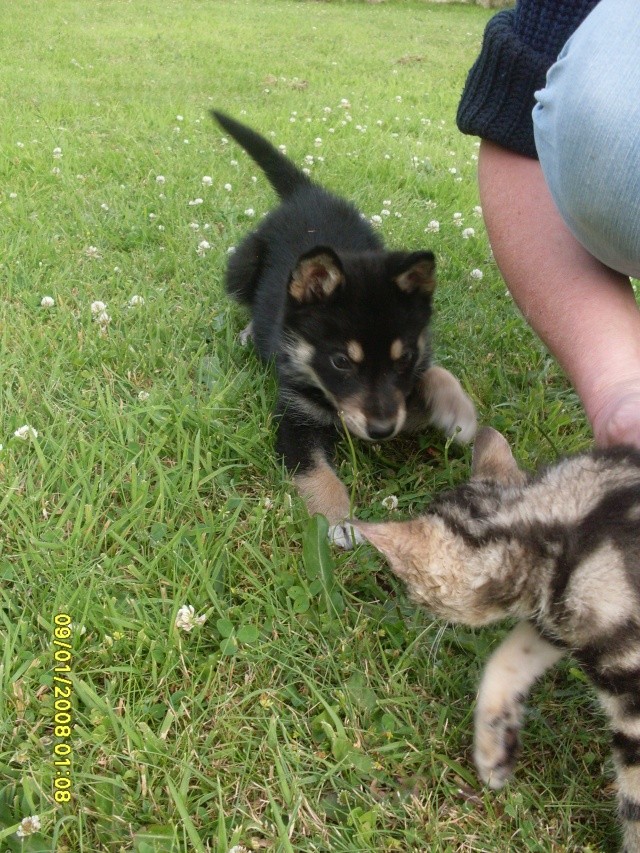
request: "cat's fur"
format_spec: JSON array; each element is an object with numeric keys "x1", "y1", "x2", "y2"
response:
[{"x1": 356, "y1": 427, "x2": 640, "y2": 851}]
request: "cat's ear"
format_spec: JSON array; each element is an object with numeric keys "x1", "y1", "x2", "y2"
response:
[
  {"x1": 391, "y1": 251, "x2": 436, "y2": 295},
  {"x1": 471, "y1": 427, "x2": 525, "y2": 486},
  {"x1": 288, "y1": 246, "x2": 344, "y2": 303},
  {"x1": 354, "y1": 519, "x2": 422, "y2": 578}
]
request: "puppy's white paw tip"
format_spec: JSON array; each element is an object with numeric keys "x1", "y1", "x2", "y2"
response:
[{"x1": 328, "y1": 522, "x2": 365, "y2": 550}]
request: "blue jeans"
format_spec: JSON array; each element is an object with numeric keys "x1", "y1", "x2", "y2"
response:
[{"x1": 533, "y1": 0, "x2": 640, "y2": 279}]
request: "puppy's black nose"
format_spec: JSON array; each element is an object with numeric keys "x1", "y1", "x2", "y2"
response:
[{"x1": 367, "y1": 422, "x2": 395, "y2": 440}]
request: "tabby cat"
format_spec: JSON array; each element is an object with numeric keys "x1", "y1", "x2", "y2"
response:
[{"x1": 356, "y1": 427, "x2": 640, "y2": 852}]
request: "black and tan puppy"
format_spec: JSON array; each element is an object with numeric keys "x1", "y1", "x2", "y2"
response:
[{"x1": 213, "y1": 111, "x2": 476, "y2": 546}]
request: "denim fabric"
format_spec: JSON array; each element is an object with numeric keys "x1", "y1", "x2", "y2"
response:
[{"x1": 533, "y1": 0, "x2": 640, "y2": 278}]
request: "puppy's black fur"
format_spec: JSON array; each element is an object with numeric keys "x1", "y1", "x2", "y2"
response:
[{"x1": 213, "y1": 111, "x2": 476, "y2": 546}]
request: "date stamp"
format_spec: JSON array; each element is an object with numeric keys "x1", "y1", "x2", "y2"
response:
[{"x1": 52, "y1": 613, "x2": 73, "y2": 803}]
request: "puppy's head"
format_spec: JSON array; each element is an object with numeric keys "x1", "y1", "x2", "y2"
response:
[{"x1": 282, "y1": 246, "x2": 436, "y2": 441}]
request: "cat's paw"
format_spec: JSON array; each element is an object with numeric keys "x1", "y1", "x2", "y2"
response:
[
  {"x1": 328, "y1": 521, "x2": 365, "y2": 550},
  {"x1": 474, "y1": 700, "x2": 523, "y2": 789}
]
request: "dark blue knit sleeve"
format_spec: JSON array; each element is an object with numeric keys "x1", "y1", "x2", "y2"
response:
[{"x1": 456, "y1": 1, "x2": 600, "y2": 159}]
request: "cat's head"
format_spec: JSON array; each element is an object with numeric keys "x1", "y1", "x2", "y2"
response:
[{"x1": 354, "y1": 428, "x2": 526, "y2": 625}]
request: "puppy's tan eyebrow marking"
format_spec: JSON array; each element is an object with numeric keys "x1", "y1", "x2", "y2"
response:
[
  {"x1": 347, "y1": 340, "x2": 364, "y2": 363},
  {"x1": 390, "y1": 339, "x2": 404, "y2": 360}
]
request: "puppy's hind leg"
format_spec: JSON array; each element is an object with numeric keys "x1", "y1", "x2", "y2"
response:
[{"x1": 238, "y1": 321, "x2": 253, "y2": 346}]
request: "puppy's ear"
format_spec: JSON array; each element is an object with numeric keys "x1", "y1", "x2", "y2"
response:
[
  {"x1": 288, "y1": 246, "x2": 345, "y2": 303},
  {"x1": 392, "y1": 251, "x2": 436, "y2": 295},
  {"x1": 471, "y1": 427, "x2": 525, "y2": 486}
]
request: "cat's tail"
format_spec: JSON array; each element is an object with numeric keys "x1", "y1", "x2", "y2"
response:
[{"x1": 211, "y1": 110, "x2": 311, "y2": 200}]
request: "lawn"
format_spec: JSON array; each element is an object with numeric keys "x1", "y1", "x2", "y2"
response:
[{"x1": 0, "y1": 0, "x2": 616, "y2": 851}]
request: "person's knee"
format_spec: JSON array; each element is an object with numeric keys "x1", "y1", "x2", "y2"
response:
[{"x1": 533, "y1": 1, "x2": 640, "y2": 276}]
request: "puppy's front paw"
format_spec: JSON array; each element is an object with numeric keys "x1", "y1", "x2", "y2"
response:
[
  {"x1": 474, "y1": 699, "x2": 524, "y2": 789},
  {"x1": 423, "y1": 365, "x2": 477, "y2": 444},
  {"x1": 328, "y1": 521, "x2": 365, "y2": 550}
]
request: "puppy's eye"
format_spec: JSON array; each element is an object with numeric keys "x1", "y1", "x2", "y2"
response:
[
  {"x1": 395, "y1": 349, "x2": 414, "y2": 370},
  {"x1": 330, "y1": 353, "x2": 352, "y2": 371}
]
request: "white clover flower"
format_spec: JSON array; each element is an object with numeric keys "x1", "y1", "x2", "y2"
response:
[
  {"x1": 189, "y1": 222, "x2": 200, "y2": 231},
  {"x1": 175, "y1": 605, "x2": 206, "y2": 632},
  {"x1": 462, "y1": 228, "x2": 475, "y2": 239},
  {"x1": 188, "y1": 197, "x2": 204, "y2": 206},
  {"x1": 340, "y1": 98, "x2": 351, "y2": 109},
  {"x1": 380, "y1": 209, "x2": 390, "y2": 217},
  {"x1": 176, "y1": 114, "x2": 184, "y2": 122},
  {"x1": 227, "y1": 246, "x2": 236, "y2": 255},
  {"x1": 40, "y1": 296, "x2": 55, "y2": 308},
  {"x1": 202, "y1": 175, "x2": 213, "y2": 187},
  {"x1": 14, "y1": 425, "x2": 38, "y2": 440},
  {"x1": 197, "y1": 240, "x2": 211, "y2": 257},
  {"x1": 425, "y1": 220, "x2": 440, "y2": 234},
  {"x1": 155, "y1": 175, "x2": 166, "y2": 184},
  {"x1": 223, "y1": 183, "x2": 232, "y2": 192},
  {"x1": 17, "y1": 141, "x2": 24, "y2": 148},
  {"x1": 314, "y1": 137, "x2": 322, "y2": 147},
  {"x1": 9, "y1": 192, "x2": 17, "y2": 199},
  {"x1": 129, "y1": 294, "x2": 145, "y2": 307},
  {"x1": 85, "y1": 245, "x2": 102, "y2": 259},
  {"x1": 302, "y1": 168, "x2": 311, "y2": 176},
  {"x1": 370, "y1": 214, "x2": 382, "y2": 226},
  {"x1": 227, "y1": 846, "x2": 249, "y2": 853},
  {"x1": 304, "y1": 155, "x2": 314, "y2": 165},
  {"x1": 470, "y1": 268, "x2": 484, "y2": 280},
  {"x1": 473, "y1": 205, "x2": 483, "y2": 216},
  {"x1": 96, "y1": 311, "x2": 110, "y2": 326},
  {"x1": 90, "y1": 301, "x2": 107, "y2": 315},
  {"x1": 51, "y1": 167, "x2": 61, "y2": 176},
  {"x1": 244, "y1": 208, "x2": 255, "y2": 218},
  {"x1": 100, "y1": 203, "x2": 109, "y2": 211},
  {"x1": 16, "y1": 815, "x2": 41, "y2": 838},
  {"x1": 52, "y1": 147, "x2": 62, "y2": 159},
  {"x1": 381, "y1": 494, "x2": 399, "y2": 511},
  {"x1": 137, "y1": 390, "x2": 150, "y2": 401}
]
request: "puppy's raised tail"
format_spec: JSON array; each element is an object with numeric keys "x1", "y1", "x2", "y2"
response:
[{"x1": 211, "y1": 110, "x2": 311, "y2": 200}]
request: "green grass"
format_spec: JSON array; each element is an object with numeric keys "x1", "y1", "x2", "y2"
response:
[{"x1": 0, "y1": 0, "x2": 617, "y2": 851}]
